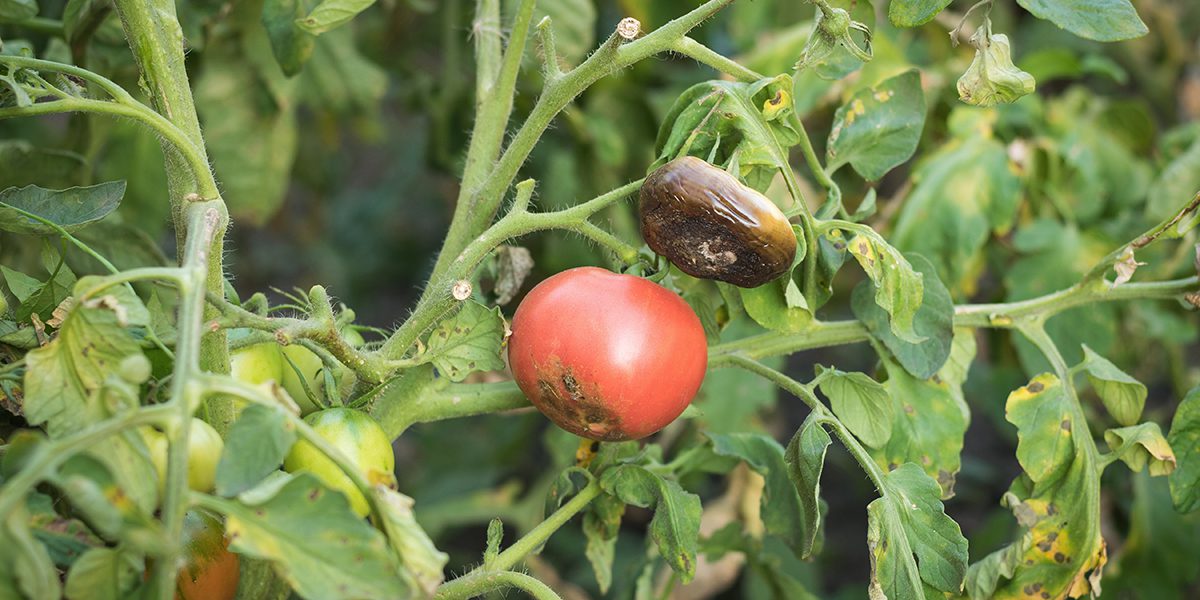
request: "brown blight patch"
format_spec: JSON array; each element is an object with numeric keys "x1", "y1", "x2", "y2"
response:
[{"x1": 531, "y1": 360, "x2": 628, "y2": 441}]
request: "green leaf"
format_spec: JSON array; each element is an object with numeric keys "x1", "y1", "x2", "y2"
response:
[
  {"x1": 372, "y1": 486, "x2": 448, "y2": 596},
  {"x1": 216, "y1": 404, "x2": 298, "y2": 497},
  {"x1": 888, "y1": 0, "x2": 953, "y2": 27},
  {"x1": 865, "y1": 463, "x2": 968, "y2": 598},
  {"x1": 195, "y1": 31, "x2": 298, "y2": 226},
  {"x1": 852, "y1": 254, "x2": 954, "y2": 379},
  {"x1": 1104, "y1": 423, "x2": 1177, "y2": 476},
  {"x1": 1146, "y1": 138, "x2": 1200, "y2": 223},
  {"x1": 654, "y1": 75, "x2": 803, "y2": 195},
  {"x1": 0, "y1": 0, "x2": 37, "y2": 21},
  {"x1": 1168, "y1": 386, "x2": 1200, "y2": 513},
  {"x1": 785, "y1": 413, "x2": 831, "y2": 559},
  {"x1": 1015, "y1": 0, "x2": 1147, "y2": 42},
  {"x1": 298, "y1": 26, "x2": 387, "y2": 114},
  {"x1": 0, "y1": 182, "x2": 125, "y2": 235},
  {"x1": 52, "y1": 453, "x2": 161, "y2": 550},
  {"x1": 1078, "y1": 344, "x2": 1147, "y2": 426},
  {"x1": 0, "y1": 140, "x2": 85, "y2": 188},
  {"x1": 296, "y1": 0, "x2": 374, "y2": 35},
  {"x1": 0, "y1": 502, "x2": 62, "y2": 600},
  {"x1": 221, "y1": 473, "x2": 410, "y2": 599},
  {"x1": 424, "y1": 300, "x2": 506, "y2": 382},
  {"x1": 582, "y1": 492, "x2": 624, "y2": 594},
  {"x1": 23, "y1": 294, "x2": 145, "y2": 436},
  {"x1": 25, "y1": 492, "x2": 103, "y2": 568},
  {"x1": 1101, "y1": 472, "x2": 1200, "y2": 598},
  {"x1": 870, "y1": 348, "x2": 971, "y2": 499},
  {"x1": 817, "y1": 368, "x2": 893, "y2": 448},
  {"x1": 262, "y1": 0, "x2": 319, "y2": 76},
  {"x1": 707, "y1": 432, "x2": 806, "y2": 554},
  {"x1": 847, "y1": 228, "x2": 926, "y2": 343},
  {"x1": 599, "y1": 464, "x2": 701, "y2": 581},
  {"x1": 826, "y1": 70, "x2": 926, "y2": 181},
  {"x1": 1006, "y1": 373, "x2": 1075, "y2": 486},
  {"x1": 63, "y1": 547, "x2": 143, "y2": 600},
  {"x1": 891, "y1": 111, "x2": 1021, "y2": 294},
  {"x1": 739, "y1": 226, "x2": 811, "y2": 333}
]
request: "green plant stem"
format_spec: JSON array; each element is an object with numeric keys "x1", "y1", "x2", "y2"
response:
[
  {"x1": 724, "y1": 354, "x2": 886, "y2": 489},
  {"x1": 112, "y1": 0, "x2": 230, "y2": 388},
  {"x1": 425, "y1": 0, "x2": 735, "y2": 283},
  {"x1": 387, "y1": 381, "x2": 531, "y2": 436},
  {"x1": 435, "y1": 570, "x2": 562, "y2": 600},
  {"x1": 379, "y1": 179, "x2": 643, "y2": 361},
  {"x1": 1082, "y1": 190, "x2": 1200, "y2": 283},
  {"x1": 671, "y1": 36, "x2": 763, "y2": 82},
  {"x1": 0, "y1": 404, "x2": 173, "y2": 521},
  {"x1": 146, "y1": 202, "x2": 224, "y2": 600},
  {"x1": 0, "y1": 16, "x2": 65, "y2": 36},
  {"x1": 486, "y1": 478, "x2": 603, "y2": 573}
]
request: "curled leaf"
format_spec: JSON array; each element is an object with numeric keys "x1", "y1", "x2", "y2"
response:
[{"x1": 957, "y1": 26, "x2": 1035, "y2": 107}]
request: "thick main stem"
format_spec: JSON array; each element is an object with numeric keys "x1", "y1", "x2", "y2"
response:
[{"x1": 112, "y1": 0, "x2": 230, "y2": 387}]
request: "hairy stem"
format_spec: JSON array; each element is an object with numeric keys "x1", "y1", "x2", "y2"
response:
[{"x1": 436, "y1": 570, "x2": 563, "y2": 600}]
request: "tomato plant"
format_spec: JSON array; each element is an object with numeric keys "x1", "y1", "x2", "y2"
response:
[
  {"x1": 509, "y1": 267, "x2": 708, "y2": 440},
  {"x1": 0, "y1": 1, "x2": 1198, "y2": 600}
]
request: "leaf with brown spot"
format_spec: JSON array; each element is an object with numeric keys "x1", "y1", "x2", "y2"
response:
[
  {"x1": 219, "y1": 473, "x2": 409, "y2": 599},
  {"x1": 422, "y1": 300, "x2": 506, "y2": 382}
]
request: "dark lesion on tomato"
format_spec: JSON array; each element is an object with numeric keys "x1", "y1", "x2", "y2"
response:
[
  {"x1": 532, "y1": 364, "x2": 627, "y2": 441},
  {"x1": 641, "y1": 205, "x2": 781, "y2": 288}
]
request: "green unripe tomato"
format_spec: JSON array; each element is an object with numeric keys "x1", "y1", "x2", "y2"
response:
[
  {"x1": 341, "y1": 326, "x2": 366, "y2": 349},
  {"x1": 143, "y1": 418, "x2": 225, "y2": 498},
  {"x1": 282, "y1": 408, "x2": 395, "y2": 517},
  {"x1": 230, "y1": 342, "x2": 284, "y2": 385}
]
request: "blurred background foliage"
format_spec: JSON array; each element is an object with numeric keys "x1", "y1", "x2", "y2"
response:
[{"x1": 2, "y1": 0, "x2": 1200, "y2": 597}]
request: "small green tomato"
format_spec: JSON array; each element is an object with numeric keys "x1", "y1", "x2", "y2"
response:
[
  {"x1": 282, "y1": 408, "x2": 395, "y2": 517},
  {"x1": 143, "y1": 418, "x2": 224, "y2": 498}
]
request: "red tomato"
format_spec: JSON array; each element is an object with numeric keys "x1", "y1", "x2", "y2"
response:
[
  {"x1": 508, "y1": 267, "x2": 708, "y2": 441},
  {"x1": 175, "y1": 512, "x2": 240, "y2": 600}
]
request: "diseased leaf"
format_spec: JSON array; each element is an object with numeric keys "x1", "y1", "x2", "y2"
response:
[
  {"x1": 785, "y1": 414, "x2": 831, "y2": 559},
  {"x1": 372, "y1": 486, "x2": 448, "y2": 596},
  {"x1": 599, "y1": 464, "x2": 701, "y2": 581},
  {"x1": 1079, "y1": 344, "x2": 1147, "y2": 426},
  {"x1": 1015, "y1": 0, "x2": 1147, "y2": 42},
  {"x1": 847, "y1": 229, "x2": 926, "y2": 343},
  {"x1": 0, "y1": 182, "x2": 125, "y2": 234},
  {"x1": 216, "y1": 404, "x2": 298, "y2": 497},
  {"x1": 1104, "y1": 423, "x2": 1176, "y2": 476},
  {"x1": 826, "y1": 70, "x2": 926, "y2": 181},
  {"x1": 582, "y1": 492, "x2": 624, "y2": 594},
  {"x1": 870, "y1": 349, "x2": 971, "y2": 499},
  {"x1": 852, "y1": 254, "x2": 954, "y2": 379},
  {"x1": 888, "y1": 0, "x2": 953, "y2": 27},
  {"x1": 1168, "y1": 386, "x2": 1200, "y2": 513},
  {"x1": 423, "y1": 300, "x2": 506, "y2": 381},
  {"x1": 707, "y1": 432, "x2": 806, "y2": 554},
  {"x1": 957, "y1": 32, "x2": 1036, "y2": 107},
  {"x1": 817, "y1": 368, "x2": 893, "y2": 448},
  {"x1": 865, "y1": 463, "x2": 968, "y2": 598},
  {"x1": 1006, "y1": 374, "x2": 1075, "y2": 486},
  {"x1": 969, "y1": 373, "x2": 1107, "y2": 599},
  {"x1": 221, "y1": 473, "x2": 410, "y2": 599}
]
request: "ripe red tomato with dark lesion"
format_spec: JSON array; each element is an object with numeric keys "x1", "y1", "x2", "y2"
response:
[{"x1": 507, "y1": 267, "x2": 708, "y2": 441}]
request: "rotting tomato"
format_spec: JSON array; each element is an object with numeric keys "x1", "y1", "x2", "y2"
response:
[
  {"x1": 175, "y1": 511, "x2": 239, "y2": 600},
  {"x1": 639, "y1": 156, "x2": 797, "y2": 288},
  {"x1": 282, "y1": 408, "x2": 396, "y2": 517},
  {"x1": 143, "y1": 418, "x2": 224, "y2": 497},
  {"x1": 507, "y1": 267, "x2": 708, "y2": 441}
]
